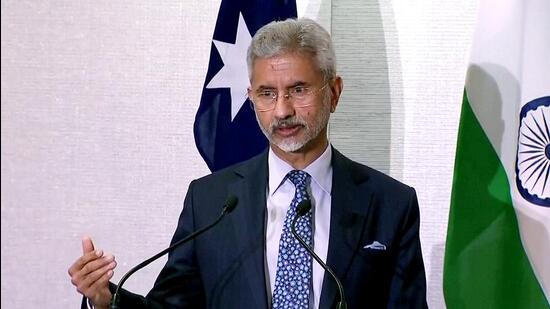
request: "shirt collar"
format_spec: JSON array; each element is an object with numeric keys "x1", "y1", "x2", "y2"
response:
[{"x1": 268, "y1": 144, "x2": 333, "y2": 196}]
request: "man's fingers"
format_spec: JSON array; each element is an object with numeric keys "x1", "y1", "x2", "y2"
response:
[
  {"x1": 68, "y1": 249, "x2": 103, "y2": 276},
  {"x1": 71, "y1": 235, "x2": 98, "y2": 275},
  {"x1": 76, "y1": 257, "x2": 116, "y2": 293},
  {"x1": 82, "y1": 236, "x2": 95, "y2": 254},
  {"x1": 69, "y1": 236, "x2": 116, "y2": 307},
  {"x1": 89, "y1": 268, "x2": 115, "y2": 294}
]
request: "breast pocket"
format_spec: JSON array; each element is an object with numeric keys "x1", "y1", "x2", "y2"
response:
[{"x1": 356, "y1": 244, "x2": 394, "y2": 278}]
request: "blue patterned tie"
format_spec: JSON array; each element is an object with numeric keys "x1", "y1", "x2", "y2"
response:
[{"x1": 272, "y1": 170, "x2": 312, "y2": 309}]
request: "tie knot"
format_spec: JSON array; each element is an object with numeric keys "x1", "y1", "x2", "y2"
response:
[{"x1": 287, "y1": 170, "x2": 309, "y2": 188}]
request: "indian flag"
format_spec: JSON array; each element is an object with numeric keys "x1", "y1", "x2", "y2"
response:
[{"x1": 444, "y1": 0, "x2": 550, "y2": 307}]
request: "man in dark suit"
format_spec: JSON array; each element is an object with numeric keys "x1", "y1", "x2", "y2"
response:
[{"x1": 69, "y1": 18, "x2": 427, "y2": 308}]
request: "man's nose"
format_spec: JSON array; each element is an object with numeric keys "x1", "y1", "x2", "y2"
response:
[{"x1": 272, "y1": 93, "x2": 295, "y2": 118}]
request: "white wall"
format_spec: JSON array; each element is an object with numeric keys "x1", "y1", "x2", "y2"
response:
[{"x1": 1, "y1": 0, "x2": 478, "y2": 307}]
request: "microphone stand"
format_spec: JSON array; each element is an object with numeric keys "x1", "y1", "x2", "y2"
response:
[
  {"x1": 291, "y1": 200, "x2": 347, "y2": 309},
  {"x1": 110, "y1": 196, "x2": 238, "y2": 309}
]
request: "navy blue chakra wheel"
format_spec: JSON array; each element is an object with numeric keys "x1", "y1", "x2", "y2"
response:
[{"x1": 516, "y1": 96, "x2": 550, "y2": 207}]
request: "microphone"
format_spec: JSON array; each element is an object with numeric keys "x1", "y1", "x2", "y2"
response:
[
  {"x1": 291, "y1": 200, "x2": 347, "y2": 309},
  {"x1": 109, "y1": 195, "x2": 239, "y2": 309}
]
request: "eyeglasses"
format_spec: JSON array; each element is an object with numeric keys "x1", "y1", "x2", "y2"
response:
[{"x1": 249, "y1": 83, "x2": 329, "y2": 112}]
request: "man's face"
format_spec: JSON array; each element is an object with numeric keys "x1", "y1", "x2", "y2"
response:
[{"x1": 249, "y1": 52, "x2": 338, "y2": 155}]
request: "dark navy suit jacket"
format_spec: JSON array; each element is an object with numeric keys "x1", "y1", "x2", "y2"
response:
[{"x1": 104, "y1": 147, "x2": 427, "y2": 308}]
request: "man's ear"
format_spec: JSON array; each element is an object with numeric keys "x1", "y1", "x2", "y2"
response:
[{"x1": 330, "y1": 76, "x2": 343, "y2": 113}]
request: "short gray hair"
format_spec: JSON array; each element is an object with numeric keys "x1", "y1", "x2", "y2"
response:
[{"x1": 247, "y1": 18, "x2": 336, "y2": 82}]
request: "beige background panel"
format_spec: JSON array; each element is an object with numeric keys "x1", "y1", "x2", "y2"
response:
[{"x1": 1, "y1": 0, "x2": 477, "y2": 307}]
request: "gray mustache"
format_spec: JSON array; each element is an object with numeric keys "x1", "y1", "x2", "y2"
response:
[{"x1": 270, "y1": 117, "x2": 307, "y2": 131}]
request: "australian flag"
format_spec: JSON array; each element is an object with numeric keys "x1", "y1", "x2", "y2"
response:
[{"x1": 193, "y1": 0, "x2": 297, "y2": 172}]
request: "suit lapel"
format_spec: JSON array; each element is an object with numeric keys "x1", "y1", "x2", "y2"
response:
[
  {"x1": 319, "y1": 148, "x2": 374, "y2": 308},
  {"x1": 227, "y1": 151, "x2": 269, "y2": 308},
  {"x1": 223, "y1": 148, "x2": 373, "y2": 308}
]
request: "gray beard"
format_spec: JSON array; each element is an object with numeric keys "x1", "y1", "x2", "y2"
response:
[{"x1": 255, "y1": 102, "x2": 331, "y2": 153}]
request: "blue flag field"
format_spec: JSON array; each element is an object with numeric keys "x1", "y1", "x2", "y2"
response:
[{"x1": 194, "y1": 0, "x2": 297, "y2": 171}]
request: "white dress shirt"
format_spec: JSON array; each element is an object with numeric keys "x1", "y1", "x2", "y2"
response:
[{"x1": 265, "y1": 145, "x2": 333, "y2": 309}]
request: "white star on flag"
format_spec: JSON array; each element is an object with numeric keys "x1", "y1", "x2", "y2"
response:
[{"x1": 206, "y1": 13, "x2": 252, "y2": 121}]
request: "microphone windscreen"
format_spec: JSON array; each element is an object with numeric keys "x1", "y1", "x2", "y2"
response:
[{"x1": 224, "y1": 195, "x2": 239, "y2": 212}]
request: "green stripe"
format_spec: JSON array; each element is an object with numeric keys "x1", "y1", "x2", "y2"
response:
[{"x1": 443, "y1": 91, "x2": 548, "y2": 309}]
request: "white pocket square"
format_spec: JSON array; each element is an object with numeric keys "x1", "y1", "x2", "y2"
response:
[{"x1": 364, "y1": 241, "x2": 387, "y2": 250}]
